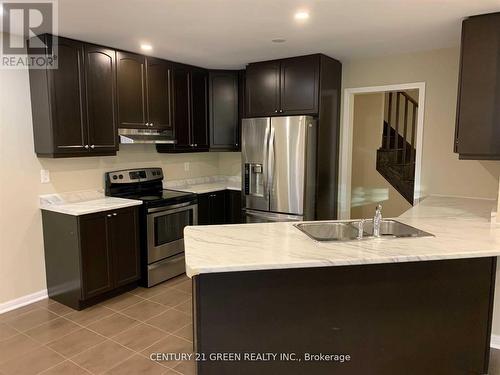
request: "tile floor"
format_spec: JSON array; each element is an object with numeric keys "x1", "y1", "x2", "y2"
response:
[
  {"x1": 2, "y1": 274, "x2": 500, "y2": 374},
  {"x1": 0, "y1": 274, "x2": 193, "y2": 375}
]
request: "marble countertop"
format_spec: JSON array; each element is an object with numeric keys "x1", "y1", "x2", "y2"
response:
[
  {"x1": 184, "y1": 195, "x2": 500, "y2": 277},
  {"x1": 164, "y1": 175, "x2": 241, "y2": 194},
  {"x1": 40, "y1": 190, "x2": 142, "y2": 216}
]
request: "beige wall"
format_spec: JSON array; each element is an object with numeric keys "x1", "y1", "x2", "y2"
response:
[
  {"x1": 351, "y1": 93, "x2": 411, "y2": 219},
  {"x1": 218, "y1": 152, "x2": 241, "y2": 176},
  {"x1": 343, "y1": 47, "x2": 500, "y2": 200},
  {"x1": 0, "y1": 54, "x2": 238, "y2": 304}
]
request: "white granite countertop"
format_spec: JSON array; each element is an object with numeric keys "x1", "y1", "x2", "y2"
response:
[
  {"x1": 184, "y1": 195, "x2": 500, "y2": 277},
  {"x1": 164, "y1": 175, "x2": 241, "y2": 194},
  {"x1": 40, "y1": 190, "x2": 142, "y2": 216}
]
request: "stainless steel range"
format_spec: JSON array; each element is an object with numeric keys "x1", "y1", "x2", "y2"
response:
[{"x1": 105, "y1": 168, "x2": 197, "y2": 287}]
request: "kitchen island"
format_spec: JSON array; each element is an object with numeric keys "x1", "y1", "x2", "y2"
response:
[{"x1": 184, "y1": 196, "x2": 500, "y2": 375}]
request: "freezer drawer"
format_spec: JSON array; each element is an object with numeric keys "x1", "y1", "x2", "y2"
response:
[{"x1": 244, "y1": 209, "x2": 303, "y2": 223}]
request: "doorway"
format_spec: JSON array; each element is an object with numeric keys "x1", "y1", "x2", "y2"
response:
[{"x1": 339, "y1": 83, "x2": 426, "y2": 220}]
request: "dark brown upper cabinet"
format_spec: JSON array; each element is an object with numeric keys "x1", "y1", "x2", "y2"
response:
[
  {"x1": 116, "y1": 52, "x2": 147, "y2": 128},
  {"x1": 209, "y1": 70, "x2": 240, "y2": 150},
  {"x1": 245, "y1": 54, "x2": 320, "y2": 117},
  {"x1": 84, "y1": 44, "x2": 118, "y2": 153},
  {"x1": 146, "y1": 57, "x2": 173, "y2": 133},
  {"x1": 117, "y1": 52, "x2": 174, "y2": 132},
  {"x1": 157, "y1": 65, "x2": 209, "y2": 152},
  {"x1": 245, "y1": 60, "x2": 280, "y2": 117},
  {"x1": 28, "y1": 35, "x2": 118, "y2": 157},
  {"x1": 191, "y1": 68, "x2": 209, "y2": 150},
  {"x1": 455, "y1": 13, "x2": 500, "y2": 160}
]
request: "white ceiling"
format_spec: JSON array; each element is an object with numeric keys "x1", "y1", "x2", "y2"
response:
[{"x1": 53, "y1": 0, "x2": 500, "y2": 68}]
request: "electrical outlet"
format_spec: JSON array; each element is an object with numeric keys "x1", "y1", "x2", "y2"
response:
[
  {"x1": 40, "y1": 169, "x2": 50, "y2": 183},
  {"x1": 184, "y1": 162, "x2": 190, "y2": 172}
]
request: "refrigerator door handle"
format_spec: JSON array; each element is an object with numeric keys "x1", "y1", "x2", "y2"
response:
[{"x1": 267, "y1": 126, "x2": 276, "y2": 198}]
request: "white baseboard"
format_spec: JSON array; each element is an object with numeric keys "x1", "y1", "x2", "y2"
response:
[{"x1": 0, "y1": 289, "x2": 48, "y2": 315}]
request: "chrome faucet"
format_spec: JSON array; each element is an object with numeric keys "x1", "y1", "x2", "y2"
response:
[{"x1": 373, "y1": 204, "x2": 382, "y2": 237}]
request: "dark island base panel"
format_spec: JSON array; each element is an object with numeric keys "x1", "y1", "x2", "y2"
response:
[{"x1": 193, "y1": 257, "x2": 496, "y2": 375}]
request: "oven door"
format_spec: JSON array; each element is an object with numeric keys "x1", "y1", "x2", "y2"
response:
[{"x1": 147, "y1": 202, "x2": 198, "y2": 263}]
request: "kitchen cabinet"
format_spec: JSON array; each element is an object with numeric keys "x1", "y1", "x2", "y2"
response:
[
  {"x1": 84, "y1": 44, "x2": 119, "y2": 153},
  {"x1": 157, "y1": 65, "x2": 209, "y2": 152},
  {"x1": 454, "y1": 13, "x2": 500, "y2": 159},
  {"x1": 225, "y1": 190, "x2": 242, "y2": 224},
  {"x1": 146, "y1": 57, "x2": 174, "y2": 132},
  {"x1": 191, "y1": 68, "x2": 210, "y2": 149},
  {"x1": 245, "y1": 54, "x2": 320, "y2": 117},
  {"x1": 197, "y1": 191, "x2": 226, "y2": 225},
  {"x1": 116, "y1": 52, "x2": 147, "y2": 128},
  {"x1": 41, "y1": 206, "x2": 140, "y2": 310},
  {"x1": 28, "y1": 35, "x2": 118, "y2": 157},
  {"x1": 209, "y1": 70, "x2": 240, "y2": 150},
  {"x1": 197, "y1": 190, "x2": 242, "y2": 225},
  {"x1": 116, "y1": 52, "x2": 174, "y2": 132},
  {"x1": 245, "y1": 60, "x2": 280, "y2": 117}
]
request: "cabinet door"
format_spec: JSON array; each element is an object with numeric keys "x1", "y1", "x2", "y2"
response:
[
  {"x1": 49, "y1": 37, "x2": 88, "y2": 153},
  {"x1": 245, "y1": 60, "x2": 280, "y2": 117},
  {"x1": 210, "y1": 191, "x2": 226, "y2": 225},
  {"x1": 225, "y1": 190, "x2": 242, "y2": 224},
  {"x1": 209, "y1": 71, "x2": 239, "y2": 150},
  {"x1": 197, "y1": 193, "x2": 211, "y2": 225},
  {"x1": 108, "y1": 207, "x2": 140, "y2": 287},
  {"x1": 116, "y1": 52, "x2": 147, "y2": 128},
  {"x1": 191, "y1": 69, "x2": 209, "y2": 150},
  {"x1": 80, "y1": 213, "x2": 113, "y2": 299},
  {"x1": 172, "y1": 66, "x2": 191, "y2": 147},
  {"x1": 455, "y1": 14, "x2": 500, "y2": 158},
  {"x1": 84, "y1": 44, "x2": 118, "y2": 153},
  {"x1": 280, "y1": 55, "x2": 319, "y2": 115},
  {"x1": 147, "y1": 57, "x2": 173, "y2": 132}
]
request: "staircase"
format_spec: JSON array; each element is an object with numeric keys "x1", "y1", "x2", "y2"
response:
[{"x1": 376, "y1": 91, "x2": 417, "y2": 205}]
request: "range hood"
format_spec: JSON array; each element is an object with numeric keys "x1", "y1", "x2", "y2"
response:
[{"x1": 119, "y1": 128, "x2": 176, "y2": 144}]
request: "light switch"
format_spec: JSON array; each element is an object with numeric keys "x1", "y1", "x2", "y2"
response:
[
  {"x1": 184, "y1": 162, "x2": 190, "y2": 172},
  {"x1": 40, "y1": 169, "x2": 50, "y2": 183}
]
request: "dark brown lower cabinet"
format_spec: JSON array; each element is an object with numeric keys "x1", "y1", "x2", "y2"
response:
[
  {"x1": 193, "y1": 257, "x2": 496, "y2": 375},
  {"x1": 197, "y1": 190, "x2": 242, "y2": 225},
  {"x1": 42, "y1": 206, "x2": 140, "y2": 310}
]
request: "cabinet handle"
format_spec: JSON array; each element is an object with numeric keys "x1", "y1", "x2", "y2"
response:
[
  {"x1": 90, "y1": 145, "x2": 95, "y2": 149},
  {"x1": 194, "y1": 144, "x2": 198, "y2": 147},
  {"x1": 150, "y1": 122, "x2": 154, "y2": 127},
  {"x1": 274, "y1": 109, "x2": 278, "y2": 113},
  {"x1": 84, "y1": 145, "x2": 89, "y2": 149},
  {"x1": 113, "y1": 213, "x2": 117, "y2": 216},
  {"x1": 145, "y1": 122, "x2": 149, "y2": 127},
  {"x1": 107, "y1": 214, "x2": 112, "y2": 218},
  {"x1": 279, "y1": 109, "x2": 284, "y2": 113}
]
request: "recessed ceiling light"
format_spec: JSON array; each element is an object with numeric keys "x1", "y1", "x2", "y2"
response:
[
  {"x1": 272, "y1": 38, "x2": 286, "y2": 43},
  {"x1": 294, "y1": 10, "x2": 309, "y2": 21},
  {"x1": 140, "y1": 43, "x2": 153, "y2": 51}
]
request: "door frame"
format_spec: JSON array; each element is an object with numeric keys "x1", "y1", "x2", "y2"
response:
[{"x1": 339, "y1": 82, "x2": 426, "y2": 219}]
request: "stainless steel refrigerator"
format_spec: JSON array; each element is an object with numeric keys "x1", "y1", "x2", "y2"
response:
[{"x1": 242, "y1": 116, "x2": 317, "y2": 223}]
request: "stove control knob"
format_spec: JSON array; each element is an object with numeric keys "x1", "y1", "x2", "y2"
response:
[
  {"x1": 119, "y1": 174, "x2": 123, "y2": 179},
  {"x1": 112, "y1": 175, "x2": 118, "y2": 180}
]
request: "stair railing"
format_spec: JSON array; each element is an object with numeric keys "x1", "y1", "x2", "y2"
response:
[{"x1": 383, "y1": 91, "x2": 418, "y2": 164}]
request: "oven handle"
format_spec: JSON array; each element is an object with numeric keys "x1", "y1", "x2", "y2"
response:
[{"x1": 147, "y1": 201, "x2": 196, "y2": 214}]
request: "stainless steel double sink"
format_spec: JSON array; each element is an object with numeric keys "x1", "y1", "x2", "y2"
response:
[{"x1": 294, "y1": 220, "x2": 433, "y2": 242}]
